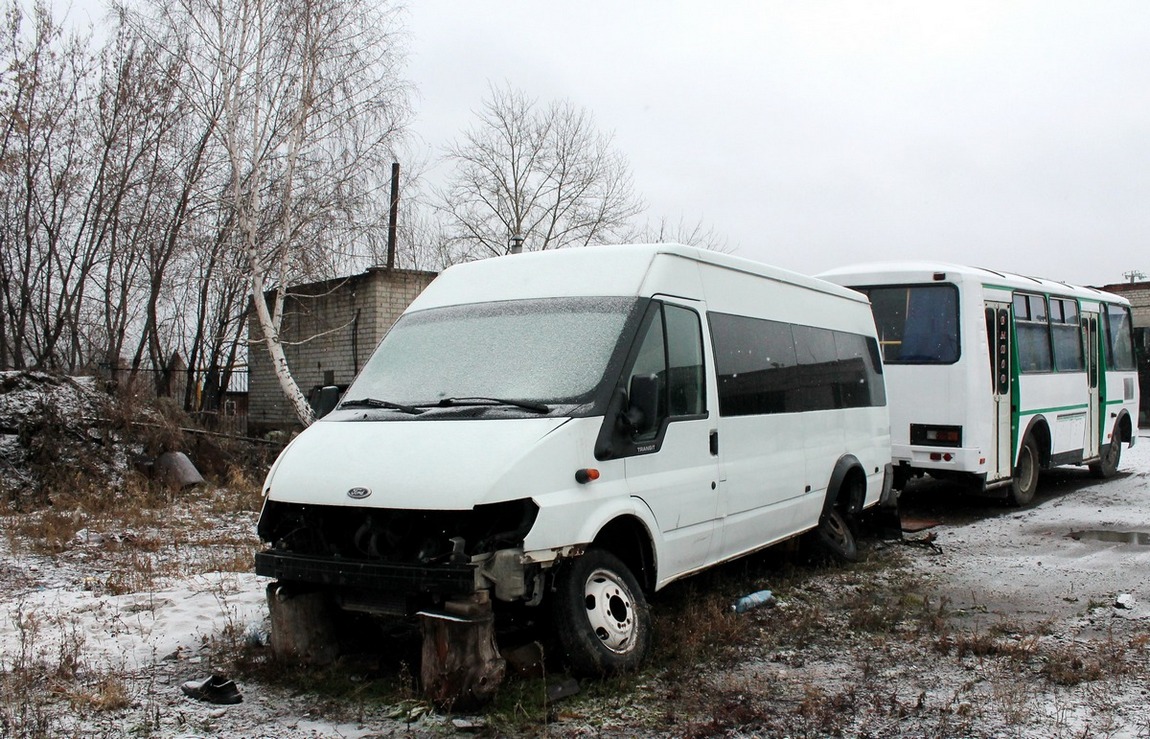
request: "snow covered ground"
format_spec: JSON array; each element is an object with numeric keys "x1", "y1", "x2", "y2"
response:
[{"x1": 2, "y1": 432, "x2": 1149, "y2": 737}]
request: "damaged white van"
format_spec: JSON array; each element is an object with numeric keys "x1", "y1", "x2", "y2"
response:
[{"x1": 256, "y1": 244, "x2": 892, "y2": 677}]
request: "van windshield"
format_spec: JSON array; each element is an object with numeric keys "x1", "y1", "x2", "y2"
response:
[{"x1": 343, "y1": 296, "x2": 640, "y2": 413}]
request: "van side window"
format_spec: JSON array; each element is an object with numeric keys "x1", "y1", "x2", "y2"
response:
[
  {"x1": 627, "y1": 303, "x2": 706, "y2": 440},
  {"x1": 709, "y1": 312, "x2": 884, "y2": 416},
  {"x1": 665, "y1": 306, "x2": 706, "y2": 417}
]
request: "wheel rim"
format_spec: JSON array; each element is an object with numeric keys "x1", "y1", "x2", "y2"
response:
[
  {"x1": 823, "y1": 511, "x2": 850, "y2": 549},
  {"x1": 583, "y1": 568, "x2": 636, "y2": 654}
]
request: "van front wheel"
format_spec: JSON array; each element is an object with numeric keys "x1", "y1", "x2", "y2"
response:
[{"x1": 551, "y1": 549, "x2": 652, "y2": 676}]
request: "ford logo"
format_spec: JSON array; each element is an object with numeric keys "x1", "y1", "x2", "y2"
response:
[{"x1": 347, "y1": 487, "x2": 372, "y2": 500}]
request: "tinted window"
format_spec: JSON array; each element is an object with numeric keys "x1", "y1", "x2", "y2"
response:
[
  {"x1": 665, "y1": 305, "x2": 706, "y2": 416},
  {"x1": 626, "y1": 303, "x2": 707, "y2": 440},
  {"x1": 709, "y1": 313, "x2": 885, "y2": 416},
  {"x1": 709, "y1": 313, "x2": 797, "y2": 416},
  {"x1": 863, "y1": 285, "x2": 959, "y2": 364}
]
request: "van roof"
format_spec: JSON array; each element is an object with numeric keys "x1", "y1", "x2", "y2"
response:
[{"x1": 407, "y1": 243, "x2": 866, "y2": 311}]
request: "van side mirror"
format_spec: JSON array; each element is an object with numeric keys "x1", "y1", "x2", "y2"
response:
[
  {"x1": 624, "y1": 374, "x2": 659, "y2": 435},
  {"x1": 311, "y1": 385, "x2": 342, "y2": 418}
]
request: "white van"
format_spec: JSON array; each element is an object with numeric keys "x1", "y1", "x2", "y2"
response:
[{"x1": 256, "y1": 244, "x2": 892, "y2": 676}]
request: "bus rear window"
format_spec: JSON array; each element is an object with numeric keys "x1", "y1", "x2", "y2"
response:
[{"x1": 861, "y1": 285, "x2": 960, "y2": 364}]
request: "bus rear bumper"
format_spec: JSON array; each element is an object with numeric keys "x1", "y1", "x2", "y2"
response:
[{"x1": 893, "y1": 444, "x2": 988, "y2": 475}]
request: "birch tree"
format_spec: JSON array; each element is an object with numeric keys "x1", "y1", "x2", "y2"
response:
[{"x1": 136, "y1": 0, "x2": 409, "y2": 425}]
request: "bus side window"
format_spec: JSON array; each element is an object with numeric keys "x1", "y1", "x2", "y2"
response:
[
  {"x1": 1014, "y1": 293, "x2": 1053, "y2": 373},
  {"x1": 1050, "y1": 299, "x2": 1084, "y2": 372},
  {"x1": 1103, "y1": 304, "x2": 1137, "y2": 371}
]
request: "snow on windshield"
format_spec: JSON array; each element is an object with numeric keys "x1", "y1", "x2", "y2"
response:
[{"x1": 348, "y1": 297, "x2": 636, "y2": 405}]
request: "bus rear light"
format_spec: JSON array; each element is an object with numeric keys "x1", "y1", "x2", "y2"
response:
[
  {"x1": 929, "y1": 452, "x2": 955, "y2": 462},
  {"x1": 910, "y1": 424, "x2": 962, "y2": 448}
]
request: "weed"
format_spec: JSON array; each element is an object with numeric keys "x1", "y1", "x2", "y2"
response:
[
  {"x1": 948, "y1": 631, "x2": 1038, "y2": 661},
  {"x1": 67, "y1": 674, "x2": 132, "y2": 712},
  {"x1": 1041, "y1": 643, "x2": 1106, "y2": 685}
]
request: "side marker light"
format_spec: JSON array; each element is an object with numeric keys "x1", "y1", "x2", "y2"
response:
[{"x1": 575, "y1": 468, "x2": 600, "y2": 484}]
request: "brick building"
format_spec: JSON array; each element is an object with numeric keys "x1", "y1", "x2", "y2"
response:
[
  {"x1": 248, "y1": 267, "x2": 437, "y2": 433},
  {"x1": 1097, "y1": 280, "x2": 1150, "y2": 427}
]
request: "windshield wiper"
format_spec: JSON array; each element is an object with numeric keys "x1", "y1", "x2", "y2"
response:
[
  {"x1": 432, "y1": 396, "x2": 551, "y2": 414},
  {"x1": 339, "y1": 397, "x2": 424, "y2": 415}
]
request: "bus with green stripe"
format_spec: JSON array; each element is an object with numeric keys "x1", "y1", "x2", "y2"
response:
[{"x1": 820, "y1": 263, "x2": 1138, "y2": 505}]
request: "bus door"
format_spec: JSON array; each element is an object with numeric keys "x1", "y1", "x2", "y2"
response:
[
  {"x1": 985, "y1": 302, "x2": 1013, "y2": 481},
  {"x1": 1083, "y1": 313, "x2": 1100, "y2": 460}
]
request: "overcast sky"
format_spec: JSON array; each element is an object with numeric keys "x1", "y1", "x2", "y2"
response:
[{"x1": 402, "y1": 1, "x2": 1149, "y2": 288}]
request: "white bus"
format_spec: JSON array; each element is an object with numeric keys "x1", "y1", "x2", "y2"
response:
[{"x1": 821, "y1": 262, "x2": 1138, "y2": 506}]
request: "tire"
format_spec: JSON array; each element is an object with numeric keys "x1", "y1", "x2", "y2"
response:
[
  {"x1": 807, "y1": 507, "x2": 859, "y2": 563},
  {"x1": 1089, "y1": 435, "x2": 1122, "y2": 479},
  {"x1": 1008, "y1": 436, "x2": 1040, "y2": 506},
  {"x1": 551, "y1": 548, "x2": 652, "y2": 677}
]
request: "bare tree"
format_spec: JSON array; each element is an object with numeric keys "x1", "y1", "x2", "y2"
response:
[
  {"x1": 438, "y1": 84, "x2": 643, "y2": 263},
  {"x1": 626, "y1": 215, "x2": 731, "y2": 253},
  {"x1": 0, "y1": 1, "x2": 101, "y2": 370},
  {"x1": 121, "y1": 0, "x2": 409, "y2": 425}
]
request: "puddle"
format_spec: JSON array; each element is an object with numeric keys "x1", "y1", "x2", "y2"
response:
[{"x1": 1067, "y1": 530, "x2": 1150, "y2": 545}]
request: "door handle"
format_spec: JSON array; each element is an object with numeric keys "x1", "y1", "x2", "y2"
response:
[{"x1": 709, "y1": 430, "x2": 719, "y2": 456}]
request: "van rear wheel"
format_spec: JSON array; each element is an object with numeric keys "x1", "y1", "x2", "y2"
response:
[
  {"x1": 806, "y1": 508, "x2": 858, "y2": 563},
  {"x1": 551, "y1": 549, "x2": 651, "y2": 676}
]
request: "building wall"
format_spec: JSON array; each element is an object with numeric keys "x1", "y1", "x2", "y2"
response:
[
  {"x1": 248, "y1": 267, "x2": 437, "y2": 433},
  {"x1": 1099, "y1": 282, "x2": 1150, "y2": 325}
]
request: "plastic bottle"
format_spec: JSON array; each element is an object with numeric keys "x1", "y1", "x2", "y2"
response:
[{"x1": 731, "y1": 589, "x2": 776, "y2": 614}]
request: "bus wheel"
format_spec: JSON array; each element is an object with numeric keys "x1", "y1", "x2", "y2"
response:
[
  {"x1": 1009, "y1": 437, "x2": 1040, "y2": 506},
  {"x1": 806, "y1": 508, "x2": 859, "y2": 563},
  {"x1": 551, "y1": 549, "x2": 652, "y2": 676},
  {"x1": 1090, "y1": 437, "x2": 1122, "y2": 479}
]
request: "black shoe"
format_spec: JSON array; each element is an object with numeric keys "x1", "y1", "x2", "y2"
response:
[{"x1": 181, "y1": 674, "x2": 243, "y2": 705}]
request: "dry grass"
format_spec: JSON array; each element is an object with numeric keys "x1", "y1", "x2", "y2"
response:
[
  {"x1": 0, "y1": 394, "x2": 270, "y2": 734},
  {"x1": 4, "y1": 398, "x2": 1150, "y2": 739}
]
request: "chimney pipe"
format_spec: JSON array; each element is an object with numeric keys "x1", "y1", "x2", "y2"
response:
[{"x1": 386, "y1": 162, "x2": 400, "y2": 270}]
